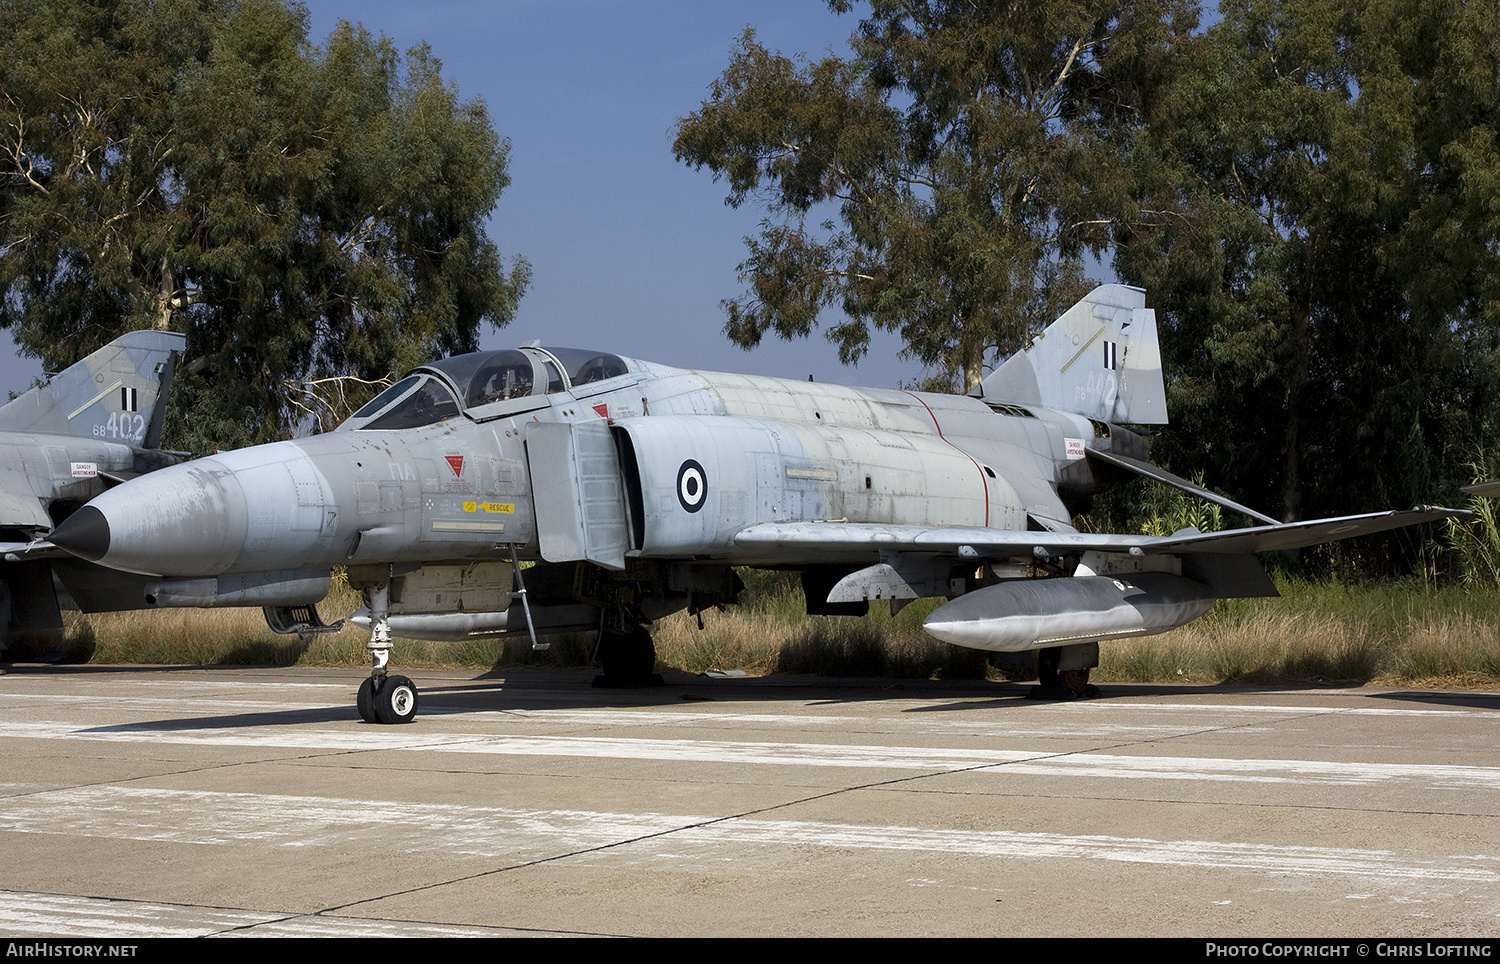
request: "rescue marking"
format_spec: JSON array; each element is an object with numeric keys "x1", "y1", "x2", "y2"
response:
[
  {"x1": 903, "y1": 392, "x2": 991, "y2": 526},
  {"x1": 462, "y1": 501, "x2": 514, "y2": 514}
]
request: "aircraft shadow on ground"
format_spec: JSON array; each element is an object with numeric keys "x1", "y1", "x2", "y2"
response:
[
  {"x1": 1365, "y1": 689, "x2": 1500, "y2": 711},
  {"x1": 38, "y1": 665, "x2": 1489, "y2": 733}
]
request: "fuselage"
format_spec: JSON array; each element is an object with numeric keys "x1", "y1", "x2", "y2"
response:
[
  {"x1": 53, "y1": 345, "x2": 1128, "y2": 586},
  {"x1": 0, "y1": 434, "x2": 141, "y2": 538}
]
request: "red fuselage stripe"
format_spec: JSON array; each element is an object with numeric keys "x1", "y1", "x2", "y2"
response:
[{"x1": 903, "y1": 392, "x2": 990, "y2": 527}]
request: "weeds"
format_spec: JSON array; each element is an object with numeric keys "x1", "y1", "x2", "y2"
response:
[{"x1": 1446, "y1": 492, "x2": 1500, "y2": 589}]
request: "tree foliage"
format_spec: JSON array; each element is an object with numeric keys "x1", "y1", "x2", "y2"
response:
[
  {"x1": 1117, "y1": 0, "x2": 1500, "y2": 528},
  {"x1": 675, "y1": 0, "x2": 1196, "y2": 390},
  {"x1": 0, "y1": 0, "x2": 529, "y2": 449},
  {"x1": 681, "y1": 0, "x2": 1499, "y2": 562}
]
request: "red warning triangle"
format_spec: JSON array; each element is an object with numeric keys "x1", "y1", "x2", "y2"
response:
[
  {"x1": 593, "y1": 403, "x2": 609, "y2": 418},
  {"x1": 445, "y1": 454, "x2": 464, "y2": 477}
]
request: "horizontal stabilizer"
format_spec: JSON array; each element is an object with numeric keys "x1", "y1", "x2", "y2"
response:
[
  {"x1": 1085, "y1": 448, "x2": 1279, "y2": 525},
  {"x1": 1148, "y1": 507, "x2": 1463, "y2": 554},
  {"x1": 0, "y1": 540, "x2": 68, "y2": 559},
  {"x1": 0, "y1": 471, "x2": 52, "y2": 531}
]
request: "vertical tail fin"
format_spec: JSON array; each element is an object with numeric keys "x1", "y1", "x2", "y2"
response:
[
  {"x1": 0, "y1": 331, "x2": 187, "y2": 447},
  {"x1": 977, "y1": 284, "x2": 1167, "y2": 425}
]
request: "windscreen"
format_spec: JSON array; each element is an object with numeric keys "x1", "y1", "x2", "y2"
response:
[{"x1": 359, "y1": 376, "x2": 460, "y2": 430}]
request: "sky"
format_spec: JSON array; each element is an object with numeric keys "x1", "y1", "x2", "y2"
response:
[{"x1": 3, "y1": 0, "x2": 949, "y2": 395}]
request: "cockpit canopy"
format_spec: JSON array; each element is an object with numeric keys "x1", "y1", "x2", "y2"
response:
[{"x1": 343, "y1": 346, "x2": 631, "y2": 431}]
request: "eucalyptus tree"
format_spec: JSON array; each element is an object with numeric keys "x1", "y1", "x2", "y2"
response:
[
  {"x1": 1118, "y1": 0, "x2": 1500, "y2": 524},
  {"x1": 676, "y1": 0, "x2": 1197, "y2": 390},
  {"x1": 0, "y1": 0, "x2": 529, "y2": 448}
]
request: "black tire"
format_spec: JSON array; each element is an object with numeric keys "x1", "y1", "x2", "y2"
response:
[
  {"x1": 1036, "y1": 646, "x2": 1062, "y2": 688},
  {"x1": 0, "y1": 579, "x2": 11, "y2": 658},
  {"x1": 599, "y1": 625, "x2": 656, "y2": 679},
  {"x1": 1027, "y1": 647, "x2": 1098, "y2": 700},
  {"x1": 356, "y1": 677, "x2": 378, "y2": 723},
  {"x1": 374, "y1": 675, "x2": 419, "y2": 724},
  {"x1": 1060, "y1": 667, "x2": 1096, "y2": 697}
]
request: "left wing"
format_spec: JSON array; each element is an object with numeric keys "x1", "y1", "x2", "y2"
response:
[
  {"x1": 731, "y1": 507, "x2": 1464, "y2": 560},
  {"x1": 1143, "y1": 508, "x2": 1460, "y2": 554}
]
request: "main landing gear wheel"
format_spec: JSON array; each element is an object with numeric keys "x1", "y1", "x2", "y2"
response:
[
  {"x1": 593, "y1": 625, "x2": 663, "y2": 689},
  {"x1": 1027, "y1": 646, "x2": 1100, "y2": 701},
  {"x1": 357, "y1": 675, "x2": 420, "y2": 724}
]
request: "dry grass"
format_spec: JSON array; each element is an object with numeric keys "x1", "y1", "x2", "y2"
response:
[
  {"x1": 65, "y1": 590, "x2": 601, "y2": 671},
  {"x1": 1372, "y1": 612, "x2": 1500, "y2": 683},
  {"x1": 33, "y1": 574, "x2": 1500, "y2": 689},
  {"x1": 651, "y1": 573, "x2": 987, "y2": 679},
  {"x1": 1099, "y1": 608, "x2": 1385, "y2": 685},
  {"x1": 1097, "y1": 589, "x2": 1500, "y2": 688}
]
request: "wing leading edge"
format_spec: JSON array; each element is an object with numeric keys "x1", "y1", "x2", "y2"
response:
[{"x1": 731, "y1": 506, "x2": 1464, "y2": 560}]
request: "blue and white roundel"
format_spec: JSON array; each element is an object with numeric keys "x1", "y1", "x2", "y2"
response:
[{"x1": 676, "y1": 459, "x2": 707, "y2": 513}]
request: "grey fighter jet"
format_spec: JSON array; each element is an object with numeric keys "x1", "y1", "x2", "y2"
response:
[
  {"x1": 1, "y1": 330, "x2": 186, "y2": 658},
  {"x1": 49, "y1": 287, "x2": 1457, "y2": 719}
]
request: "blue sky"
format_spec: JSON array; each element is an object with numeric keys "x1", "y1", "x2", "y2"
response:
[{"x1": 4, "y1": 0, "x2": 940, "y2": 395}]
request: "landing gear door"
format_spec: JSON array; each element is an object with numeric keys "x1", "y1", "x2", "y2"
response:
[{"x1": 525, "y1": 420, "x2": 629, "y2": 571}]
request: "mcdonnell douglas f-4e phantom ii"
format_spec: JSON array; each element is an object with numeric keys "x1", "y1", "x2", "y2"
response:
[
  {"x1": 49, "y1": 286, "x2": 1458, "y2": 720},
  {"x1": 1, "y1": 330, "x2": 186, "y2": 658}
]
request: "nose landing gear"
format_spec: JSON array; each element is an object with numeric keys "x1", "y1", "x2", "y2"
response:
[{"x1": 353, "y1": 575, "x2": 421, "y2": 724}]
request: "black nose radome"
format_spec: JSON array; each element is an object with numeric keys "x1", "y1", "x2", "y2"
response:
[{"x1": 50, "y1": 505, "x2": 111, "y2": 562}]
